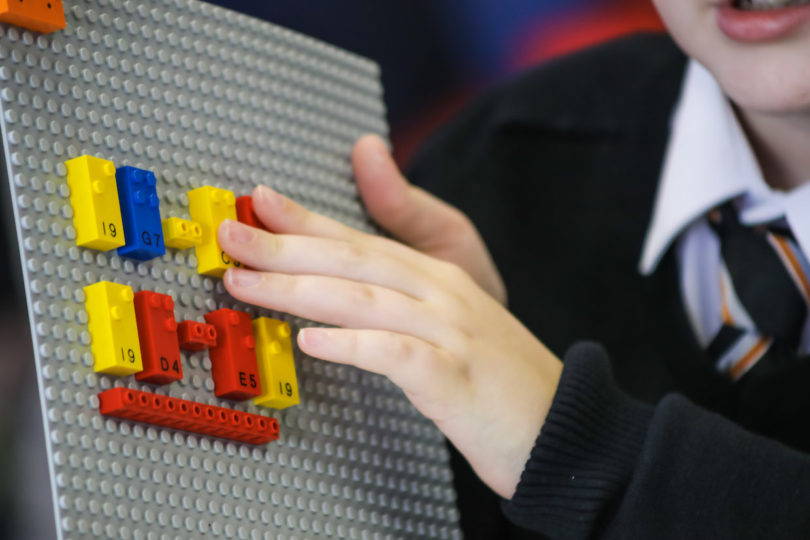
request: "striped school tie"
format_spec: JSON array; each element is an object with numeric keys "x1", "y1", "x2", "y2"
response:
[{"x1": 706, "y1": 203, "x2": 810, "y2": 381}]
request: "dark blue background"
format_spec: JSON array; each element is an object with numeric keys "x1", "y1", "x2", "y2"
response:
[{"x1": 203, "y1": 1, "x2": 663, "y2": 162}]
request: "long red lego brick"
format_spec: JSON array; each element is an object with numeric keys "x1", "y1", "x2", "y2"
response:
[{"x1": 98, "y1": 388, "x2": 280, "y2": 445}]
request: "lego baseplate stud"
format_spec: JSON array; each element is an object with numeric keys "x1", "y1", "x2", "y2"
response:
[
  {"x1": 204, "y1": 309, "x2": 262, "y2": 400},
  {"x1": 177, "y1": 320, "x2": 218, "y2": 351},
  {"x1": 116, "y1": 166, "x2": 166, "y2": 261},
  {"x1": 162, "y1": 217, "x2": 203, "y2": 249},
  {"x1": 0, "y1": 0, "x2": 65, "y2": 34},
  {"x1": 236, "y1": 196, "x2": 267, "y2": 231},
  {"x1": 98, "y1": 388, "x2": 280, "y2": 445},
  {"x1": 253, "y1": 317, "x2": 300, "y2": 409},
  {"x1": 188, "y1": 186, "x2": 241, "y2": 277},
  {"x1": 65, "y1": 155, "x2": 126, "y2": 251},
  {"x1": 134, "y1": 291, "x2": 182, "y2": 385},
  {"x1": 84, "y1": 281, "x2": 144, "y2": 376}
]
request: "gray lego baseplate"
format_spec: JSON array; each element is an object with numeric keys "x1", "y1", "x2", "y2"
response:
[{"x1": 0, "y1": 1, "x2": 460, "y2": 538}]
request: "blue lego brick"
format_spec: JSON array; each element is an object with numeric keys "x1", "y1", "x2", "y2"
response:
[{"x1": 115, "y1": 166, "x2": 166, "y2": 261}]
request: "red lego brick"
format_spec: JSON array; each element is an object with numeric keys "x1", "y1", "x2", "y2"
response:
[
  {"x1": 236, "y1": 196, "x2": 267, "y2": 230},
  {"x1": 98, "y1": 388, "x2": 280, "y2": 445},
  {"x1": 134, "y1": 291, "x2": 182, "y2": 385},
  {"x1": 204, "y1": 308, "x2": 262, "y2": 401},
  {"x1": 177, "y1": 320, "x2": 218, "y2": 351}
]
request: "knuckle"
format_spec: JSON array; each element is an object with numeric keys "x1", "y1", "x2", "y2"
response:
[
  {"x1": 350, "y1": 283, "x2": 378, "y2": 306},
  {"x1": 431, "y1": 262, "x2": 477, "y2": 312},
  {"x1": 406, "y1": 343, "x2": 437, "y2": 374},
  {"x1": 435, "y1": 285, "x2": 472, "y2": 316},
  {"x1": 264, "y1": 232, "x2": 283, "y2": 255},
  {"x1": 275, "y1": 273, "x2": 299, "y2": 296},
  {"x1": 438, "y1": 260, "x2": 469, "y2": 283},
  {"x1": 337, "y1": 241, "x2": 367, "y2": 267},
  {"x1": 442, "y1": 207, "x2": 474, "y2": 239},
  {"x1": 285, "y1": 197, "x2": 310, "y2": 227},
  {"x1": 411, "y1": 345, "x2": 467, "y2": 383},
  {"x1": 392, "y1": 336, "x2": 417, "y2": 362},
  {"x1": 381, "y1": 334, "x2": 429, "y2": 368},
  {"x1": 446, "y1": 354, "x2": 472, "y2": 384},
  {"x1": 364, "y1": 234, "x2": 403, "y2": 257},
  {"x1": 374, "y1": 235, "x2": 402, "y2": 251},
  {"x1": 441, "y1": 327, "x2": 474, "y2": 355}
]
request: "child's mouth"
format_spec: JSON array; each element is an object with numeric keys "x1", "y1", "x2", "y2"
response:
[
  {"x1": 733, "y1": 0, "x2": 810, "y2": 10},
  {"x1": 718, "y1": 0, "x2": 810, "y2": 41}
]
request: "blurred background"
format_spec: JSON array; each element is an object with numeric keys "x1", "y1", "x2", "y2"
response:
[
  {"x1": 2, "y1": 1, "x2": 664, "y2": 537},
  {"x1": 207, "y1": 0, "x2": 663, "y2": 165}
]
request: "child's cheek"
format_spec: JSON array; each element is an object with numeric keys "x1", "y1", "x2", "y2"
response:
[{"x1": 654, "y1": 0, "x2": 810, "y2": 115}]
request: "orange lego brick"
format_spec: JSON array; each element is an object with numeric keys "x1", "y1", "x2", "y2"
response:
[{"x1": 0, "y1": 0, "x2": 66, "y2": 34}]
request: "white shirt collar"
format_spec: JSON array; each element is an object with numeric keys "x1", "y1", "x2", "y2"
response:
[{"x1": 640, "y1": 59, "x2": 810, "y2": 275}]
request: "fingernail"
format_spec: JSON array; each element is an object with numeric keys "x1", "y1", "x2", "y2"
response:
[
  {"x1": 228, "y1": 268, "x2": 262, "y2": 288},
  {"x1": 254, "y1": 185, "x2": 279, "y2": 205},
  {"x1": 299, "y1": 328, "x2": 326, "y2": 348},
  {"x1": 224, "y1": 219, "x2": 255, "y2": 244}
]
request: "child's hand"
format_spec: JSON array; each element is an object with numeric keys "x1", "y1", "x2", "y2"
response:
[
  {"x1": 353, "y1": 135, "x2": 507, "y2": 304},
  {"x1": 218, "y1": 186, "x2": 562, "y2": 498}
]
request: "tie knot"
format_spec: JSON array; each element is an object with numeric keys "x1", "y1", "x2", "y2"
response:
[{"x1": 708, "y1": 202, "x2": 794, "y2": 241}]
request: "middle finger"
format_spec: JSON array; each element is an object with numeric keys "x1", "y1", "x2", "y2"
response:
[
  {"x1": 218, "y1": 219, "x2": 434, "y2": 300},
  {"x1": 223, "y1": 268, "x2": 446, "y2": 345}
]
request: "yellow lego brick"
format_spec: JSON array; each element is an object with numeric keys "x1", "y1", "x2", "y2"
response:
[
  {"x1": 84, "y1": 281, "x2": 143, "y2": 376},
  {"x1": 65, "y1": 155, "x2": 126, "y2": 251},
  {"x1": 162, "y1": 217, "x2": 203, "y2": 249},
  {"x1": 252, "y1": 317, "x2": 300, "y2": 409},
  {"x1": 187, "y1": 186, "x2": 241, "y2": 277}
]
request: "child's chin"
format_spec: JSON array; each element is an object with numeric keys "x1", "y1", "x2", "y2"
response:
[{"x1": 708, "y1": 52, "x2": 810, "y2": 115}]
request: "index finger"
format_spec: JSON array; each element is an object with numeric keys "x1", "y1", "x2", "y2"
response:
[
  {"x1": 249, "y1": 184, "x2": 440, "y2": 268},
  {"x1": 252, "y1": 184, "x2": 365, "y2": 243}
]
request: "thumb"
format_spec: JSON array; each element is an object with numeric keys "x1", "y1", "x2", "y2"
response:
[
  {"x1": 353, "y1": 134, "x2": 507, "y2": 304},
  {"x1": 353, "y1": 134, "x2": 468, "y2": 250}
]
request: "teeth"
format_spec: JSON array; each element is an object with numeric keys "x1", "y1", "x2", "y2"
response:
[{"x1": 736, "y1": 0, "x2": 810, "y2": 10}]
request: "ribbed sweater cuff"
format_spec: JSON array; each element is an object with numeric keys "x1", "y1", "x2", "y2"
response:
[{"x1": 502, "y1": 342, "x2": 654, "y2": 538}]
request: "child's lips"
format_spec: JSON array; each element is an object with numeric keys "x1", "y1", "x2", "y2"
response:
[{"x1": 715, "y1": 1, "x2": 810, "y2": 42}]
